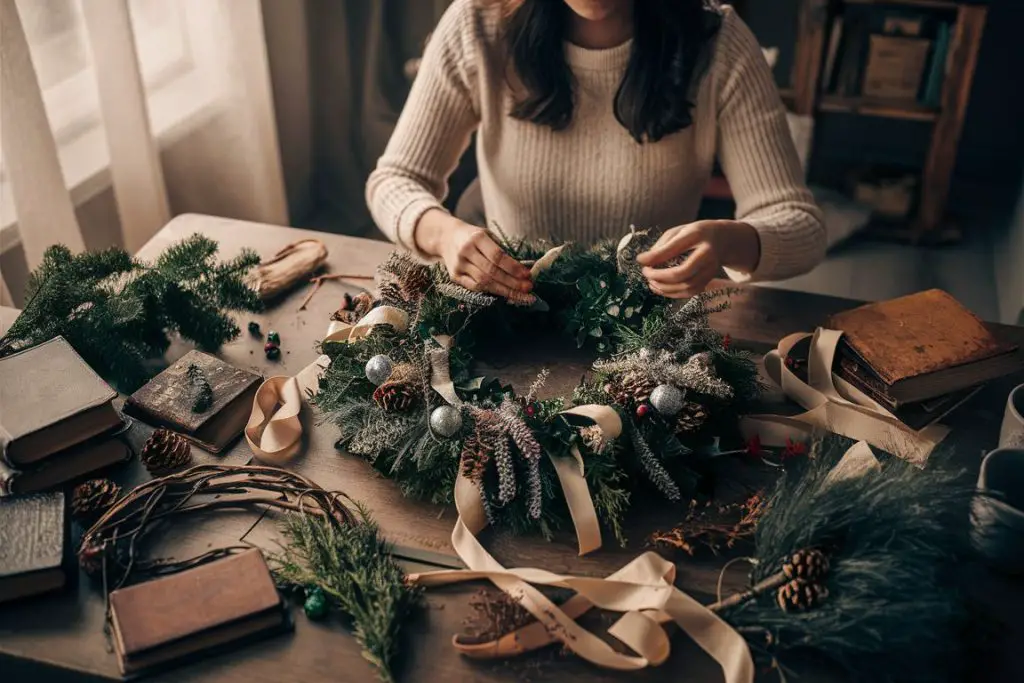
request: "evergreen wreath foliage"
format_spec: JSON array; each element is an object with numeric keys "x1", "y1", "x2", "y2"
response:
[
  {"x1": 720, "y1": 436, "x2": 975, "y2": 683},
  {"x1": 0, "y1": 236, "x2": 262, "y2": 391},
  {"x1": 315, "y1": 234, "x2": 763, "y2": 541}
]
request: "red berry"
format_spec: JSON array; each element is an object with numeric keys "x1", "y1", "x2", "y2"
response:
[
  {"x1": 264, "y1": 341, "x2": 278, "y2": 353},
  {"x1": 636, "y1": 404, "x2": 651, "y2": 418},
  {"x1": 722, "y1": 334, "x2": 732, "y2": 350},
  {"x1": 525, "y1": 403, "x2": 537, "y2": 417}
]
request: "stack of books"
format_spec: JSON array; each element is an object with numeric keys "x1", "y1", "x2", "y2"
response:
[
  {"x1": 0, "y1": 337, "x2": 131, "y2": 495},
  {"x1": 828, "y1": 290, "x2": 1023, "y2": 430}
]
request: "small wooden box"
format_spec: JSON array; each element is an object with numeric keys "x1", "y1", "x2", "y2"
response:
[{"x1": 862, "y1": 35, "x2": 932, "y2": 100}]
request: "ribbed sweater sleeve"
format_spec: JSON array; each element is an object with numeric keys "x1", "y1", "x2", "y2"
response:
[
  {"x1": 364, "y1": 1, "x2": 480, "y2": 258},
  {"x1": 713, "y1": 11, "x2": 826, "y2": 282}
]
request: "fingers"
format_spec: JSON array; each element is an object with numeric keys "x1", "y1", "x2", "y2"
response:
[
  {"x1": 648, "y1": 260, "x2": 718, "y2": 298},
  {"x1": 460, "y1": 262, "x2": 517, "y2": 299},
  {"x1": 465, "y1": 248, "x2": 533, "y2": 295},
  {"x1": 642, "y1": 243, "x2": 713, "y2": 285},
  {"x1": 636, "y1": 223, "x2": 705, "y2": 266},
  {"x1": 470, "y1": 233, "x2": 533, "y2": 287}
]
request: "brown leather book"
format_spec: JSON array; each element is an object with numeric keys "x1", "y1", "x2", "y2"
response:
[
  {"x1": 124, "y1": 351, "x2": 261, "y2": 453},
  {"x1": 109, "y1": 549, "x2": 287, "y2": 676},
  {"x1": 0, "y1": 337, "x2": 121, "y2": 467},
  {"x1": 1, "y1": 424, "x2": 132, "y2": 496},
  {"x1": 0, "y1": 491, "x2": 70, "y2": 604},
  {"x1": 828, "y1": 289, "x2": 1022, "y2": 404}
]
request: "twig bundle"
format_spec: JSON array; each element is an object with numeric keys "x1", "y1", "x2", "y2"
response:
[{"x1": 79, "y1": 464, "x2": 357, "y2": 588}]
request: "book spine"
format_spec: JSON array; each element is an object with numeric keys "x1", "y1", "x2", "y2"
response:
[
  {"x1": 922, "y1": 22, "x2": 950, "y2": 107},
  {"x1": 823, "y1": 17, "x2": 845, "y2": 94}
]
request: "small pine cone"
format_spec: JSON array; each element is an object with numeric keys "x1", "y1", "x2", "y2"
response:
[
  {"x1": 776, "y1": 578, "x2": 829, "y2": 612},
  {"x1": 399, "y1": 264, "x2": 432, "y2": 300},
  {"x1": 675, "y1": 401, "x2": 708, "y2": 434},
  {"x1": 71, "y1": 478, "x2": 122, "y2": 523},
  {"x1": 140, "y1": 428, "x2": 193, "y2": 476},
  {"x1": 604, "y1": 371, "x2": 656, "y2": 407},
  {"x1": 782, "y1": 548, "x2": 830, "y2": 582},
  {"x1": 377, "y1": 280, "x2": 404, "y2": 306},
  {"x1": 373, "y1": 382, "x2": 419, "y2": 413},
  {"x1": 332, "y1": 291, "x2": 376, "y2": 323}
]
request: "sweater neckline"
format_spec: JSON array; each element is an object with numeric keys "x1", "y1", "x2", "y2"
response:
[{"x1": 564, "y1": 38, "x2": 633, "y2": 72}]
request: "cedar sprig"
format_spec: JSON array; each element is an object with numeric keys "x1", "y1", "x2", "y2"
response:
[
  {"x1": 649, "y1": 492, "x2": 766, "y2": 556},
  {"x1": 186, "y1": 362, "x2": 213, "y2": 413},
  {"x1": 272, "y1": 508, "x2": 422, "y2": 683}
]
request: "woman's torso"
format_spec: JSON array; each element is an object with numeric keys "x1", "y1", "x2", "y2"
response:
[{"x1": 465, "y1": 10, "x2": 721, "y2": 245}]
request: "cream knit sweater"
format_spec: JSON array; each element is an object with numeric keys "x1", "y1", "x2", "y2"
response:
[{"x1": 366, "y1": 1, "x2": 826, "y2": 282}]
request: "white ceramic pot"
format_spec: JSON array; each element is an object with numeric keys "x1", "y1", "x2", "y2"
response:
[{"x1": 971, "y1": 448, "x2": 1024, "y2": 575}]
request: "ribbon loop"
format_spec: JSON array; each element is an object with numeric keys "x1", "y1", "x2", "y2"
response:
[{"x1": 742, "y1": 328, "x2": 948, "y2": 467}]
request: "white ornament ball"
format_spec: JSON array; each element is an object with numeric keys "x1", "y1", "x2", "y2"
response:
[
  {"x1": 429, "y1": 405, "x2": 463, "y2": 438},
  {"x1": 650, "y1": 384, "x2": 685, "y2": 417},
  {"x1": 364, "y1": 354, "x2": 393, "y2": 385}
]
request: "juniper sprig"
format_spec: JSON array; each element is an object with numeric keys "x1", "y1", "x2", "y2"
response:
[{"x1": 271, "y1": 509, "x2": 422, "y2": 683}]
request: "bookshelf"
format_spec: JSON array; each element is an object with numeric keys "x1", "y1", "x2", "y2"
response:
[{"x1": 791, "y1": 0, "x2": 988, "y2": 239}]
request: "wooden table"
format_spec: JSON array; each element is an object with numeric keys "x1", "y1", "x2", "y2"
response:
[{"x1": 2, "y1": 214, "x2": 1022, "y2": 683}]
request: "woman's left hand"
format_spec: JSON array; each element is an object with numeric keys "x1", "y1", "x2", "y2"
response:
[{"x1": 636, "y1": 220, "x2": 760, "y2": 298}]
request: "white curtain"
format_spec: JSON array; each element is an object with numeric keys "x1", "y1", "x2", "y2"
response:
[{"x1": 0, "y1": 0, "x2": 288, "y2": 305}]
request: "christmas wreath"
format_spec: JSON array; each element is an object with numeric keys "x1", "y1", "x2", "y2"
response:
[{"x1": 315, "y1": 230, "x2": 763, "y2": 542}]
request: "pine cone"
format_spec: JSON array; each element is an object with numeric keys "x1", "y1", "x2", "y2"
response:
[
  {"x1": 71, "y1": 478, "x2": 122, "y2": 523},
  {"x1": 782, "y1": 548, "x2": 830, "y2": 582},
  {"x1": 399, "y1": 264, "x2": 432, "y2": 300},
  {"x1": 675, "y1": 401, "x2": 708, "y2": 434},
  {"x1": 378, "y1": 280, "x2": 404, "y2": 306},
  {"x1": 373, "y1": 382, "x2": 419, "y2": 413},
  {"x1": 604, "y1": 371, "x2": 656, "y2": 407},
  {"x1": 332, "y1": 291, "x2": 375, "y2": 323},
  {"x1": 776, "y1": 578, "x2": 829, "y2": 612},
  {"x1": 140, "y1": 429, "x2": 193, "y2": 476}
]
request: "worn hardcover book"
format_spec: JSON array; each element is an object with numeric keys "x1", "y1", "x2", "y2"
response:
[
  {"x1": 0, "y1": 337, "x2": 121, "y2": 467},
  {"x1": 124, "y1": 351, "x2": 261, "y2": 453},
  {"x1": 829, "y1": 289, "x2": 1022, "y2": 405},
  {"x1": 0, "y1": 491, "x2": 69, "y2": 604},
  {"x1": 109, "y1": 549, "x2": 287, "y2": 676},
  {"x1": 0, "y1": 423, "x2": 132, "y2": 496}
]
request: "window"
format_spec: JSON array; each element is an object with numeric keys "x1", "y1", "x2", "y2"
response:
[{"x1": 1, "y1": 0, "x2": 221, "y2": 238}]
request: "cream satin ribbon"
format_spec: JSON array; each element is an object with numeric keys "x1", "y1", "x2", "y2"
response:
[
  {"x1": 244, "y1": 305, "x2": 411, "y2": 465},
  {"x1": 418, "y1": 317, "x2": 752, "y2": 679},
  {"x1": 740, "y1": 328, "x2": 948, "y2": 467},
  {"x1": 409, "y1": 473, "x2": 754, "y2": 680}
]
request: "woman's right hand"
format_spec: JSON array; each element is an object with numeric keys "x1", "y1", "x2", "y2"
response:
[{"x1": 415, "y1": 209, "x2": 534, "y2": 300}]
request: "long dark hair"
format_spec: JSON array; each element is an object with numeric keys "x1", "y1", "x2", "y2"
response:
[{"x1": 501, "y1": 0, "x2": 723, "y2": 143}]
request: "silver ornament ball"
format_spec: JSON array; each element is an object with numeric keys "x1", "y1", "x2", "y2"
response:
[
  {"x1": 429, "y1": 405, "x2": 463, "y2": 438},
  {"x1": 364, "y1": 354, "x2": 393, "y2": 385},
  {"x1": 650, "y1": 384, "x2": 685, "y2": 416}
]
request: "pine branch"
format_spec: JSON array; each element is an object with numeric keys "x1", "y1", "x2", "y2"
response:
[{"x1": 0, "y1": 237, "x2": 262, "y2": 391}]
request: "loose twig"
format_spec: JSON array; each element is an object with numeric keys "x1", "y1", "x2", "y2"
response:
[{"x1": 298, "y1": 273, "x2": 375, "y2": 311}]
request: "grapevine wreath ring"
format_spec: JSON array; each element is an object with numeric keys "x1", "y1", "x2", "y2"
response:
[{"x1": 313, "y1": 228, "x2": 764, "y2": 543}]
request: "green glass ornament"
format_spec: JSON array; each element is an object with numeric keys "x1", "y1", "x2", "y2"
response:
[
  {"x1": 247, "y1": 321, "x2": 261, "y2": 336},
  {"x1": 304, "y1": 586, "x2": 329, "y2": 620},
  {"x1": 267, "y1": 330, "x2": 281, "y2": 345}
]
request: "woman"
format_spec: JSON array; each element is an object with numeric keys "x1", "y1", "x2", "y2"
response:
[{"x1": 366, "y1": 0, "x2": 825, "y2": 300}]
